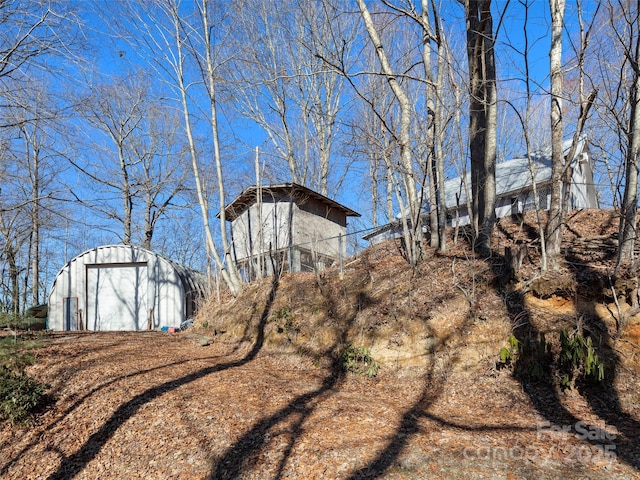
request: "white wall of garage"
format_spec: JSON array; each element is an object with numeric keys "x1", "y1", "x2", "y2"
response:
[{"x1": 48, "y1": 245, "x2": 207, "y2": 331}]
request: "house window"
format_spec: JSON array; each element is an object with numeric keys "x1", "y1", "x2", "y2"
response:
[
  {"x1": 522, "y1": 188, "x2": 549, "y2": 212},
  {"x1": 510, "y1": 197, "x2": 519, "y2": 216},
  {"x1": 538, "y1": 187, "x2": 549, "y2": 210},
  {"x1": 299, "y1": 247, "x2": 334, "y2": 273}
]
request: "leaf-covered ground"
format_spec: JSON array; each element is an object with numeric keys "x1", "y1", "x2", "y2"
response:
[
  {"x1": 3, "y1": 209, "x2": 640, "y2": 479},
  {"x1": 1, "y1": 330, "x2": 639, "y2": 479}
]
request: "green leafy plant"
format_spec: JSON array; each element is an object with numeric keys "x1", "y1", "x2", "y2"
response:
[
  {"x1": 499, "y1": 334, "x2": 520, "y2": 365},
  {"x1": 498, "y1": 332, "x2": 550, "y2": 380},
  {"x1": 558, "y1": 329, "x2": 605, "y2": 388},
  {"x1": 0, "y1": 335, "x2": 40, "y2": 371},
  {"x1": 271, "y1": 307, "x2": 300, "y2": 339},
  {"x1": 0, "y1": 313, "x2": 46, "y2": 331},
  {"x1": 0, "y1": 334, "x2": 48, "y2": 424},
  {"x1": 338, "y1": 344, "x2": 380, "y2": 377},
  {"x1": 498, "y1": 328, "x2": 605, "y2": 388},
  {"x1": 0, "y1": 366, "x2": 48, "y2": 424}
]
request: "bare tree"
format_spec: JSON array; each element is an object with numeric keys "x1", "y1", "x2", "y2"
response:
[
  {"x1": 0, "y1": 209, "x2": 29, "y2": 315},
  {"x1": 134, "y1": 106, "x2": 189, "y2": 250},
  {"x1": 588, "y1": 2, "x2": 629, "y2": 212},
  {"x1": 0, "y1": 1, "x2": 87, "y2": 312},
  {"x1": 377, "y1": 0, "x2": 448, "y2": 252},
  {"x1": 543, "y1": 0, "x2": 598, "y2": 270},
  {"x1": 109, "y1": 0, "x2": 245, "y2": 294},
  {"x1": 230, "y1": 0, "x2": 354, "y2": 196},
  {"x1": 344, "y1": 43, "x2": 398, "y2": 230},
  {"x1": 464, "y1": 0, "x2": 498, "y2": 255},
  {"x1": 544, "y1": 0, "x2": 567, "y2": 271},
  {"x1": 0, "y1": 1, "x2": 72, "y2": 81},
  {"x1": 0, "y1": 81, "x2": 67, "y2": 311},
  {"x1": 356, "y1": 0, "x2": 424, "y2": 265},
  {"x1": 76, "y1": 75, "x2": 145, "y2": 245},
  {"x1": 73, "y1": 72, "x2": 188, "y2": 250},
  {"x1": 613, "y1": 0, "x2": 640, "y2": 268}
]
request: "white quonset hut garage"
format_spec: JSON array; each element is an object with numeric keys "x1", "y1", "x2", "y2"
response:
[{"x1": 48, "y1": 244, "x2": 208, "y2": 331}]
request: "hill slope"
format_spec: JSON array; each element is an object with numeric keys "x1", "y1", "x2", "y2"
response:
[{"x1": 190, "y1": 208, "x2": 640, "y2": 477}]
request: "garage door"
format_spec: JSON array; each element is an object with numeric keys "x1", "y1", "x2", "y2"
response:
[{"x1": 86, "y1": 263, "x2": 148, "y2": 331}]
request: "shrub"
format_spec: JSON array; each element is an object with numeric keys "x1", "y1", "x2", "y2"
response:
[
  {"x1": 558, "y1": 329, "x2": 605, "y2": 388},
  {"x1": 0, "y1": 313, "x2": 46, "y2": 331},
  {"x1": 338, "y1": 344, "x2": 380, "y2": 377},
  {"x1": 498, "y1": 332, "x2": 550, "y2": 380},
  {"x1": 0, "y1": 333, "x2": 48, "y2": 424},
  {"x1": 497, "y1": 328, "x2": 605, "y2": 388},
  {"x1": 0, "y1": 366, "x2": 48, "y2": 424}
]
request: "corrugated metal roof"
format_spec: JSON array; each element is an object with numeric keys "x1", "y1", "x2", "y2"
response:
[
  {"x1": 48, "y1": 244, "x2": 208, "y2": 331},
  {"x1": 442, "y1": 136, "x2": 585, "y2": 208},
  {"x1": 50, "y1": 244, "x2": 207, "y2": 305}
]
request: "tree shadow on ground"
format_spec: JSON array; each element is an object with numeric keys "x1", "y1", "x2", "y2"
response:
[
  {"x1": 345, "y1": 261, "x2": 513, "y2": 479},
  {"x1": 208, "y1": 270, "x2": 357, "y2": 479},
  {"x1": 494, "y1": 247, "x2": 640, "y2": 473},
  {"x1": 44, "y1": 273, "x2": 281, "y2": 480},
  {"x1": 345, "y1": 370, "x2": 442, "y2": 480},
  {"x1": 0, "y1": 351, "x2": 228, "y2": 477},
  {"x1": 564, "y1": 249, "x2": 640, "y2": 468},
  {"x1": 209, "y1": 361, "x2": 343, "y2": 479}
]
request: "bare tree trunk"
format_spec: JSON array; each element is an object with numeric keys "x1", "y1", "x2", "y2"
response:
[
  {"x1": 370, "y1": 157, "x2": 378, "y2": 228},
  {"x1": 255, "y1": 146, "x2": 263, "y2": 281},
  {"x1": 545, "y1": 0, "x2": 565, "y2": 271},
  {"x1": 6, "y1": 244, "x2": 19, "y2": 316},
  {"x1": 168, "y1": 2, "x2": 242, "y2": 295},
  {"x1": 435, "y1": 24, "x2": 448, "y2": 253},
  {"x1": 617, "y1": 0, "x2": 640, "y2": 269},
  {"x1": 30, "y1": 141, "x2": 40, "y2": 305},
  {"x1": 143, "y1": 194, "x2": 152, "y2": 251},
  {"x1": 617, "y1": 82, "x2": 640, "y2": 266},
  {"x1": 386, "y1": 163, "x2": 394, "y2": 222},
  {"x1": 420, "y1": 0, "x2": 445, "y2": 251},
  {"x1": 118, "y1": 141, "x2": 133, "y2": 245},
  {"x1": 200, "y1": 0, "x2": 244, "y2": 292}
]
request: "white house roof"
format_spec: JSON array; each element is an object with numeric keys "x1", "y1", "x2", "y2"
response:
[{"x1": 442, "y1": 136, "x2": 585, "y2": 208}]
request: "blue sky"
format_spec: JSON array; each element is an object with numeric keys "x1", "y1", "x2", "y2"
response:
[{"x1": 65, "y1": 0, "x2": 605, "y2": 256}]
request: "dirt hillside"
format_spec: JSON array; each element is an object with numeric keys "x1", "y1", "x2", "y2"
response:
[{"x1": 2, "y1": 209, "x2": 640, "y2": 479}]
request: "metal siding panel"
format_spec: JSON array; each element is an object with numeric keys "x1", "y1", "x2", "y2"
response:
[
  {"x1": 86, "y1": 264, "x2": 148, "y2": 331},
  {"x1": 152, "y1": 257, "x2": 184, "y2": 329}
]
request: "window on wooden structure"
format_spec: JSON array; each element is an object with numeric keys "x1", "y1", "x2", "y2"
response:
[{"x1": 299, "y1": 247, "x2": 334, "y2": 273}]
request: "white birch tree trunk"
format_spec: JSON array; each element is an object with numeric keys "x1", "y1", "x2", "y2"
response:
[{"x1": 545, "y1": 0, "x2": 566, "y2": 271}]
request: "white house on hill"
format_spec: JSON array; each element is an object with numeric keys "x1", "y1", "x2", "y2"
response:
[{"x1": 364, "y1": 136, "x2": 599, "y2": 244}]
